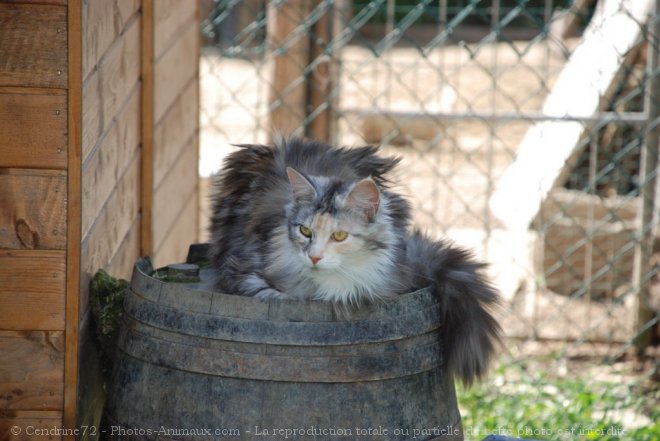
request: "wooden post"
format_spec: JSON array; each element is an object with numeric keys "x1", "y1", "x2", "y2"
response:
[
  {"x1": 307, "y1": 2, "x2": 344, "y2": 141},
  {"x1": 268, "y1": 0, "x2": 312, "y2": 137},
  {"x1": 268, "y1": 1, "x2": 340, "y2": 141},
  {"x1": 142, "y1": 0, "x2": 154, "y2": 257},
  {"x1": 64, "y1": 1, "x2": 82, "y2": 437}
]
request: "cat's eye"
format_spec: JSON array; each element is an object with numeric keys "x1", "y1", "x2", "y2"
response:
[
  {"x1": 331, "y1": 231, "x2": 348, "y2": 242},
  {"x1": 299, "y1": 225, "x2": 313, "y2": 238}
]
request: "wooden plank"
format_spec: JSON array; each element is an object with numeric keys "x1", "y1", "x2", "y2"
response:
[
  {"x1": 0, "y1": 4, "x2": 67, "y2": 89},
  {"x1": 0, "y1": 91, "x2": 67, "y2": 169},
  {"x1": 153, "y1": 77, "x2": 198, "y2": 188},
  {"x1": 152, "y1": 188, "x2": 198, "y2": 268},
  {"x1": 490, "y1": 0, "x2": 654, "y2": 229},
  {"x1": 152, "y1": 137, "x2": 198, "y2": 256},
  {"x1": 81, "y1": 88, "x2": 140, "y2": 238},
  {"x1": 82, "y1": 0, "x2": 141, "y2": 80},
  {"x1": 142, "y1": 0, "x2": 155, "y2": 257},
  {"x1": 65, "y1": 1, "x2": 82, "y2": 435},
  {"x1": 154, "y1": 0, "x2": 197, "y2": 59},
  {"x1": 153, "y1": 22, "x2": 198, "y2": 124},
  {"x1": 0, "y1": 250, "x2": 66, "y2": 331},
  {"x1": 0, "y1": 169, "x2": 67, "y2": 250},
  {"x1": 0, "y1": 331, "x2": 64, "y2": 410},
  {"x1": 0, "y1": 411, "x2": 63, "y2": 441},
  {"x1": 81, "y1": 15, "x2": 141, "y2": 163},
  {"x1": 267, "y1": 0, "x2": 312, "y2": 137},
  {"x1": 80, "y1": 153, "x2": 140, "y2": 315}
]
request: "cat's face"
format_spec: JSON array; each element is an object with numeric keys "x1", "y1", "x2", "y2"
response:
[
  {"x1": 291, "y1": 212, "x2": 365, "y2": 270},
  {"x1": 286, "y1": 168, "x2": 388, "y2": 273}
]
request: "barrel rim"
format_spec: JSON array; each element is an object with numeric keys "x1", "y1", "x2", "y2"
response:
[{"x1": 131, "y1": 255, "x2": 438, "y2": 323}]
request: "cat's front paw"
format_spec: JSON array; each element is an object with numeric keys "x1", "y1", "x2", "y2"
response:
[{"x1": 254, "y1": 288, "x2": 290, "y2": 300}]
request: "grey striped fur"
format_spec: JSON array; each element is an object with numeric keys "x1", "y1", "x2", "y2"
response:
[{"x1": 209, "y1": 138, "x2": 501, "y2": 384}]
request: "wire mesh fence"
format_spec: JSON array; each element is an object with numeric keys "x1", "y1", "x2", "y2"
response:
[{"x1": 199, "y1": 0, "x2": 659, "y2": 423}]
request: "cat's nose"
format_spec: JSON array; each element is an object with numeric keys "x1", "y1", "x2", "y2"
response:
[{"x1": 309, "y1": 255, "x2": 322, "y2": 265}]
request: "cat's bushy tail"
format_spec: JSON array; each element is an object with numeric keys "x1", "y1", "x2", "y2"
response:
[{"x1": 402, "y1": 230, "x2": 502, "y2": 386}]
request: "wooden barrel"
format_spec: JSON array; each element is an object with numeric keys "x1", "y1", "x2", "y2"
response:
[{"x1": 104, "y1": 244, "x2": 463, "y2": 441}]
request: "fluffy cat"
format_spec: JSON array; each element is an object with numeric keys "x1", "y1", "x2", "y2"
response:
[{"x1": 209, "y1": 138, "x2": 501, "y2": 384}]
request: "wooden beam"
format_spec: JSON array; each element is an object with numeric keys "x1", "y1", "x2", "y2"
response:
[
  {"x1": 141, "y1": 0, "x2": 154, "y2": 256},
  {"x1": 490, "y1": 0, "x2": 654, "y2": 229},
  {"x1": 64, "y1": 0, "x2": 82, "y2": 436},
  {"x1": 267, "y1": 0, "x2": 312, "y2": 137},
  {"x1": 306, "y1": 2, "x2": 341, "y2": 142}
]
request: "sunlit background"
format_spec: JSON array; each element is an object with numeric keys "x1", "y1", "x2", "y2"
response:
[{"x1": 198, "y1": 1, "x2": 659, "y2": 438}]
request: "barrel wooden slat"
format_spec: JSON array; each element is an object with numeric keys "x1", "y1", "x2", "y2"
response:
[
  {"x1": 123, "y1": 316, "x2": 442, "y2": 357},
  {"x1": 124, "y1": 289, "x2": 442, "y2": 346},
  {"x1": 119, "y1": 319, "x2": 442, "y2": 382}
]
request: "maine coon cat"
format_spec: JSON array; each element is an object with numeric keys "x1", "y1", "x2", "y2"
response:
[{"x1": 209, "y1": 138, "x2": 501, "y2": 384}]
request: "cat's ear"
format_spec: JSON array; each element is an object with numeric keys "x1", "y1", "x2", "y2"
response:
[
  {"x1": 286, "y1": 167, "x2": 317, "y2": 202},
  {"x1": 345, "y1": 178, "x2": 380, "y2": 221}
]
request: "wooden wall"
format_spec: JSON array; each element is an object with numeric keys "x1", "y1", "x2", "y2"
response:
[
  {"x1": 0, "y1": 1, "x2": 69, "y2": 437},
  {"x1": 149, "y1": 0, "x2": 200, "y2": 268},
  {"x1": 0, "y1": 0, "x2": 199, "y2": 438}
]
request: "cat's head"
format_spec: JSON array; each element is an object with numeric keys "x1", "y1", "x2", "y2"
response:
[{"x1": 282, "y1": 167, "x2": 396, "y2": 296}]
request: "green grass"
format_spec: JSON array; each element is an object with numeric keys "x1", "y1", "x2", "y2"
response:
[{"x1": 457, "y1": 361, "x2": 660, "y2": 441}]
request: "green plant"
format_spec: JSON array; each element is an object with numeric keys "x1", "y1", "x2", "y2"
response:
[
  {"x1": 457, "y1": 361, "x2": 660, "y2": 441},
  {"x1": 90, "y1": 269, "x2": 128, "y2": 362}
]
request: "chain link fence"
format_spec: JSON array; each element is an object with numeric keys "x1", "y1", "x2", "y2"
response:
[{"x1": 199, "y1": 0, "x2": 659, "y2": 402}]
